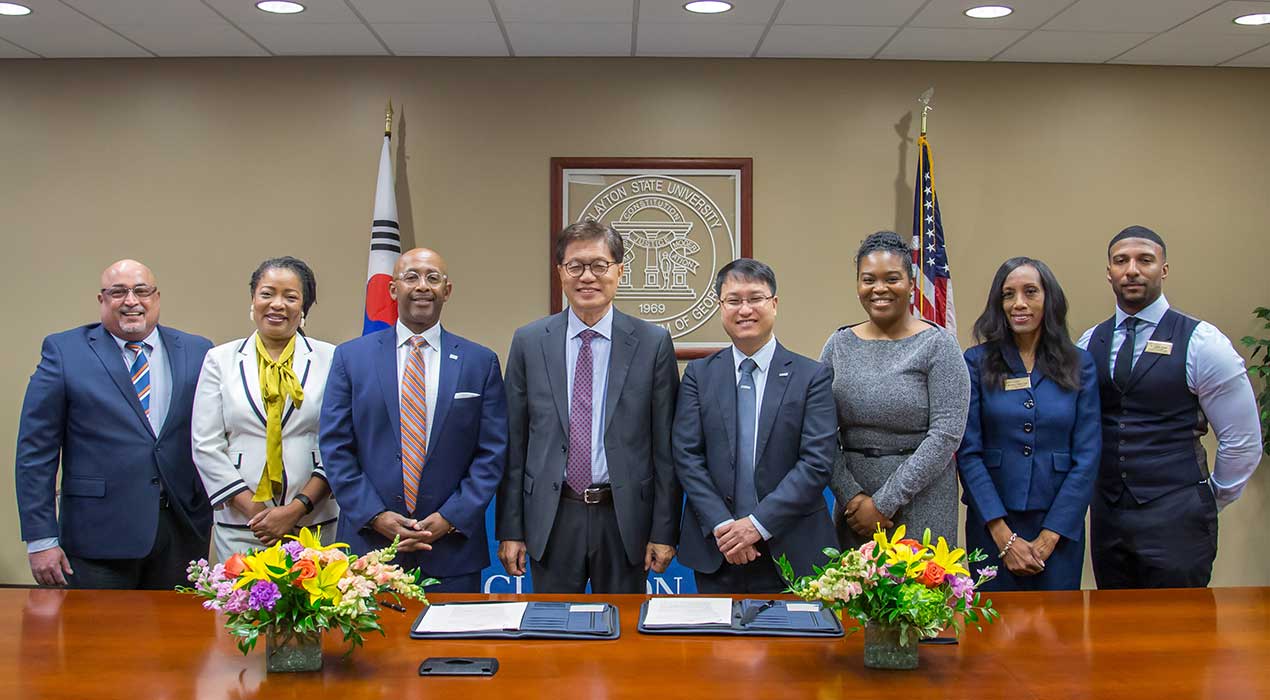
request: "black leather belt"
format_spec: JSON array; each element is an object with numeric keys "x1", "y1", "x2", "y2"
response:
[
  {"x1": 843, "y1": 446, "x2": 917, "y2": 458},
  {"x1": 562, "y1": 485, "x2": 612, "y2": 505}
]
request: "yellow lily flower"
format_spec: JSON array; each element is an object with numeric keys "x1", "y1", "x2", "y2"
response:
[
  {"x1": 302, "y1": 558, "x2": 349, "y2": 606},
  {"x1": 284, "y1": 525, "x2": 349, "y2": 553},
  {"x1": 872, "y1": 524, "x2": 908, "y2": 553},
  {"x1": 917, "y1": 536, "x2": 970, "y2": 578},
  {"x1": 232, "y1": 545, "x2": 290, "y2": 590}
]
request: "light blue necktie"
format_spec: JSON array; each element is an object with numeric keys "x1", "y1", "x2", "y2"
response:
[
  {"x1": 126, "y1": 342, "x2": 151, "y2": 418},
  {"x1": 735, "y1": 358, "x2": 758, "y2": 517}
]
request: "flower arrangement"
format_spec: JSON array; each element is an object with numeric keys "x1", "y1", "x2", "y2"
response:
[
  {"x1": 778, "y1": 525, "x2": 999, "y2": 647},
  {"x1": 179, "y1": 527, "x2": 435, "y2": 657}
]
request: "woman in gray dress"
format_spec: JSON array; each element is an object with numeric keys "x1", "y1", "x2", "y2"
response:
[{"x1": 820, "y1": 231, "x2": 970, "y2": 549}]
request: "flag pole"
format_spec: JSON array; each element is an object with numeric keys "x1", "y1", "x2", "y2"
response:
[
  {"x1": 915, "y1": 87, "x2": 933, "y2": 317},
  {"x1": 385, "y1": 99, "x2": 393, "y2": 137}
]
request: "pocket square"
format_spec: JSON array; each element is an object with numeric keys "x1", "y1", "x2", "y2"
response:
[{"x1": 454, "y1": 391, "x2": 481, "y2": 399}]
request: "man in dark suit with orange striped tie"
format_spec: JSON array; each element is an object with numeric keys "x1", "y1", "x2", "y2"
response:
[
  {"x1": 320, "y1": 248, "x2": 507, "y2": 592},
  {"x1": 16, "y1": 259, "x2": 213, "y2": 589}
]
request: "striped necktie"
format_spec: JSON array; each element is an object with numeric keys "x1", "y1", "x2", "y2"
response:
[
  {"x1": 401, "y1": 336, "x2": 429, "y2": 513},
  {"x1": 125, "y1": 342, "x2": 151, "y2": 417}
]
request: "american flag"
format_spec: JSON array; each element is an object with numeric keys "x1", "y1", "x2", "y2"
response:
[{"x1": 911, "y1": 134, "x2": 956, "y2": 334}]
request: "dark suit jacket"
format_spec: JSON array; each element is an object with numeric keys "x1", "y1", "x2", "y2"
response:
[
  {"x1": 318, "y1": 326, "x2": 507, "y2": 577},
  {"x1": 496, "y1": 309, "x2": 681, "y2": 567},
  {"x1": 957, "y1": 343, "x2": 1101, "y2": 541},
  {"x1": 672, "y1": 342, "x2": 838, "y2": 577},
  {"x1": 16, "y1": 323, "x2": 213, "y2": 558}
]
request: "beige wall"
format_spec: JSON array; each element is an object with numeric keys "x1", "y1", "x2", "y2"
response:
[{"x1": 1, "y1": 57, "x2": 1266, "y2": 586}]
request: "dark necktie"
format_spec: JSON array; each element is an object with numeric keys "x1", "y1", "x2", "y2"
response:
[
  {"x1": 1113, "y1": 317, "x2": 1138, "y2": 392},
  {"x1": 566, "y1": 329, "x2": 598, "y2": 495},
  {"x1": 735, "y1": 358, "x2": 759, "y2": 517}
]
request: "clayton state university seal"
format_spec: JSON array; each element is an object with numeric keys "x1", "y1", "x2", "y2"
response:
[{"x1": 577, "y1": 175, "x2": 737, "y2": 339}]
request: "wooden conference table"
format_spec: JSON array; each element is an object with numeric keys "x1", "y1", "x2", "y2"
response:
[{"x1": 1, "y1": 587, "x2": 1267, "y2": 699}]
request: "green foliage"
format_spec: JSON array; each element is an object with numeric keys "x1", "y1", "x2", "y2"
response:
[{"x1": 1240, "y1": 306, "x2": 1270, "y2": 456}]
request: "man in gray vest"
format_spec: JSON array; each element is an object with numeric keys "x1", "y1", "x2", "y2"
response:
[{"x1": 1078, "y1": 226, "x2": 1261, "y2": 588}]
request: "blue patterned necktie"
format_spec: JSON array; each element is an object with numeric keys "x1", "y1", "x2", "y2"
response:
[
  {"x1": 735, "y1": 358, "x2": 759, "y2": 517},
  {"x1": 126, "y1": 342, "x2": 151, "y2": 418}
]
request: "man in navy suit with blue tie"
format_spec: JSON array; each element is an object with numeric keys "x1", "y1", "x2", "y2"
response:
[
  {"x1": 320, "y1": 248, "x2": 507, "y2": 593},
  {"x1": 673, "y1": 259, "x2": 838, "y2": 593},
  {"x1": 16, "y1": 259, "x2": 213, "y2": 589}
]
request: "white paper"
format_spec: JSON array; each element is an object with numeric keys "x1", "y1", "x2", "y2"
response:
[
  {"x1": 414, "y1": 602, "x2": 529, "y2": 633},
  {"x1": 643, "y1": 597, "x2": 733, "y2": 627},
  {"x1": 570, "y1": 604, "x2": 606, "y2": 613},
  {"x1": 786, "y1": 603, "x2": 821, "y2": 613}
]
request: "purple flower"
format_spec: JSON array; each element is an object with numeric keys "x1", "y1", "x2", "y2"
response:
[
  {"x1": 948, "y1": 574, "x2": 975, "y2": 602},
  {"x1": 247, "y1": 581, "x2": 282, "y2": 612},
  {"x1": 224, "y1": 588, "x2": 250, "y2": 614},
  {"x1": 282, "y1": 541, "x2": 304, "y2": 559},
  {"x1": 202, "y1": 599, "x2": 222, "y2": 611},
  {"x1": 977, "y1": 566, "x2": 998, "y2": 581}
]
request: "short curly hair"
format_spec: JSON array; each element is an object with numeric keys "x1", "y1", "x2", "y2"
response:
[{"x1": 855, "y1": 231, "x2": 913, "y2": 280}]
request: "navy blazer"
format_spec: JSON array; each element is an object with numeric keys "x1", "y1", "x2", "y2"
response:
[
  {"x1": 318, "y1": 326, "x2": 507, "y2": 577},
  {"x1": 673, "y1": 342, "x2": 838, "y2": 577},
  {"x1": 957, "y1": 343, "x2": 1101, "y2": 541},
  {"x1": 16, "y1": 323, "x2": 213, "y2": 558}
]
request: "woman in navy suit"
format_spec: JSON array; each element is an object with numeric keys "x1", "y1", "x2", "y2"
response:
[{"x1": 958, "y1": 257, "x2": 1100, "y2": 591}]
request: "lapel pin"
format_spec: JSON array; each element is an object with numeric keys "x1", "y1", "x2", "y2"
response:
[
  {"x1": 449, "y1": 354, "x2": 459, "y2": 360},
  {"x1": 778, "y1": 372, "x2": 789, "y2": 377}
]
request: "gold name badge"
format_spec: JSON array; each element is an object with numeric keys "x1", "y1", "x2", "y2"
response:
[
  {"x1": 1004, "y1": 377, "x2": 1032, "y2": 391},
  {"x1": 1145, "y1": 340, "x2": 1174, "y2": 355}
]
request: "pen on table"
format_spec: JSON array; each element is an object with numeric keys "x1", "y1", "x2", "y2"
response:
[{"x1": 379, "y1": 600, "x2": 407, "y2": 613}]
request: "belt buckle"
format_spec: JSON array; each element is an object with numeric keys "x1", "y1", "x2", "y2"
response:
[{"x1": 583, "y1": 487, "x2": 604, "y2": 504}]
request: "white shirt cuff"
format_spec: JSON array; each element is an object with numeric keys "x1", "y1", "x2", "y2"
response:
[{"x1": 27, "y1": 537, "x2": 59, "y2": 554}]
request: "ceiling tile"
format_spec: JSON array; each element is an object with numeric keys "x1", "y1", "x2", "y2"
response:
[
  {"x1": 878, "y1": 27, "x2": 1027, "y2": 60},
  {"x1": 112, "y1": 22, "x2": 268, "y2": 56},
  {"x1": 1169, "y1": 0, "x2": 1270, "y2": 34},
  {"x1": 373, "y1": 21, "x2": 507, "y2": 55},
  {"x1": 775, "y1": 0, "x2": 924, "y2": 27},
  {"x1": 910, "y1": 0, "x2": 1075, "y2": 30},
  {"x1": 238, "y1": 21, "x2": 387, "y2": 54},
  {"x1": 1044, "y1": 0, "x2": 1217, "y2": 33},
  {"x1": 0, "y1": 14, "x2": 151, "y2": 57},
  {"x1": 995, "y1": 29, "x2": 1154, "y2": 62},
  {"x1": 506, "y1": 22, "x2": 632, "y2": 55},
  {"x1": 637, "y1": 22, "x2": 766, "y2": 55},
  {"x1": 0, "y1": 38, "x2": 38, "y2": 57},
  {"x1": 757, "y1": 24, "x2": 895, "y2": 57},
  {"x1": 496, "y1": 0, "x2": 632, "y2": 23},
  {"x1": 1223, "y1": 41, "x2": 1270, "y2": 65},
  {"x1": 1110, "y1": 29, "x2": 1269, "y2": 65},
  {"x1": 204, "y1": 0, "x2": 358, "y2": 24},
  {"x1": 61, "y1": 0, "x2": 220, "y2": 24},
  {"x1": 348, "y1": 0, "x2": 494, "y2": 23},
  {"x1": 638, "y1": 0, "x2": 780, "y2": 24}
]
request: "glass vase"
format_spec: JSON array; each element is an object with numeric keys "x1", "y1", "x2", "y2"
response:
[
  {"x1": 862, "y1": 621, "x2": 919, "y2": 670},
  {"x1": 264, "y1": 627, "x2": 323, "y2": 673}
]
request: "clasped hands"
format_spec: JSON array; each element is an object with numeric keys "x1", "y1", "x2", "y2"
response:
[
  {"x1": 990, "y1": 519, "x2": 1059, "y2": 577},
  {"x1": 714, "y1": 518, "x2": 762, "y2": 565},
  {"x1": 843, "y1": 493, "x2": 893, "y2": 537},
  {"x1": 372, "y1": 511, "x2": 454, "y2": 552}
]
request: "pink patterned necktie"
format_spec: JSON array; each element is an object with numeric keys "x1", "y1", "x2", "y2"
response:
[
  {"x1": 566, "y1": 329, "x2": 598, "y2": 495},
  {"x1": 401, "y1": 336, "x2": 428, "y2": 513}
]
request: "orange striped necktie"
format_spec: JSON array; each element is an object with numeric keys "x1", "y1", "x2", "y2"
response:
[{"x1": 401, "y1": 335, "x2": 429, "y2": 513}]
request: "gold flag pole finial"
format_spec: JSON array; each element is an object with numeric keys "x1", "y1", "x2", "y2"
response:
[
  {"x1": 918, "y1": 87, "x2": 934, "y2": 137},
  {"x1": 384, "y1": 100, "x2": 394, "y2": 137}
]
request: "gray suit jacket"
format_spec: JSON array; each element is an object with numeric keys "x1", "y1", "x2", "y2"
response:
[
  {"x1": 673, "y1": 343, "x2": 837, "y2": 577},
  {"x1": 496, "y1": 309, "x2": 682, "y2": 566}
]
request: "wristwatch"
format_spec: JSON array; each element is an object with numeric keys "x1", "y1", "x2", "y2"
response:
[{"x1": 292, "y1": 493, "x2": 315, "y2": 515}]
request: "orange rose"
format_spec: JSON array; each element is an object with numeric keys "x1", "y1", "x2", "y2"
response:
[
  {"x1": 223, "y1": 553, "x2": 247, "y2": 578},
  {"x1": 919, "y1": 562, "x2": 946, "y2": 588},
  {"x1": 290, "y1": 558, "x2": 318, "y2": 585},
  {"x1": 898, "y1": 538, "x2": 922, "y2": 552}
]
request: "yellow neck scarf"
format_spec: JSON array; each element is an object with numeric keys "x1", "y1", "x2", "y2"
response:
[{"x1": 253, "y1": 334, "x2": 304, "y2": 502}]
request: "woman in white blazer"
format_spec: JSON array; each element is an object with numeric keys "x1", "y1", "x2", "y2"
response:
[{"x1": 193, "y1": 257, "x2": 339, "y2": 558}]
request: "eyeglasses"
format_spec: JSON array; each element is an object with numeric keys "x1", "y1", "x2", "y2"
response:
[
  {"x1": 562, "y1": 260, "x2": 616, "y2": 278},
  {"x1": 720, "y1": 295, "x2": 773, "y2": 310},
  {"x1": 397, "y1": 271, "x2": 448, "y2": 287},
  {"x1": 101, "y1": 285, "x2": 158, "y2": 301}
]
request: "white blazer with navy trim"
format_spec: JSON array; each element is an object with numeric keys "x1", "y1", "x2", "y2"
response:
[{"x1": 191, "y1": 332, "x2": 339, "y2": 528}]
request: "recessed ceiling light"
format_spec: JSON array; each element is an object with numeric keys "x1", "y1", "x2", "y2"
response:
[
  {"x1": 256, "y1": 1, "x2": 305, "y2": 14},
  {"x1": 0, "y1": 2, "x2": 32, "y2": 16},
  {"x1": 684, "y1": 1, "x2": 733, "y2": 14},
  {"x1": 964, "y1": 5, "x2": 1013, "y2": 20},
  {"x1": 1233, "y1": 13, "x2": 1270, "y2": 26}
]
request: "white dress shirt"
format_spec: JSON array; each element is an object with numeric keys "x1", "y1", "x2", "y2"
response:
[
  {"x1": 714, "y1": 336, "x2": 779, "y2": 541},
  {"x1": 396, "y1": 320, "x2": 441, "y2": 447},
  {"x1": 1078, "y1": 295, "x2": 1263, "y2": 508},
  {"x1": 565, "y1": 305, "x2": 613, "y2": 485}
]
